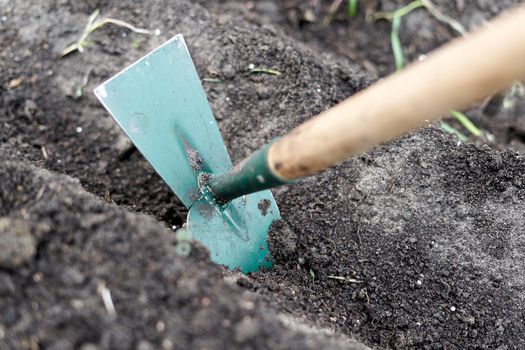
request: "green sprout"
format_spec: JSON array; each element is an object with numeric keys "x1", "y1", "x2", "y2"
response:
[
  {"x1": 60, "y1": 9, "x2": 159, "y2": 57},
  {"x1": 375, "y1": 1, "x2": 479, "y2": 141},
  {"x1": 440, "y1": 121, "x2": 469, "y2": 142},
  {"x1": 391, "y1": 16, "x2": 405, "y2": 71},
  {"x1": 248, "y1": 68, "x2": 282, "y2": 76},
  {"x1": 374, "y1": 0, "x2": 424, "y2": 71},
  {"x1": 348, "y1": 0, "x2": 358, "y2": 18},
  {"x1": 375, "y1": 0, "x2": 467, "y2": 72},
  {"x1": 309, "y1": 268, "x2": 316, "y2": 282},
  {"x1": 450, "y1": 111, "x2": 482, "y2": 137},
  {"x1": 73, "y1": 68, "x2": 93, "y2": 99}
]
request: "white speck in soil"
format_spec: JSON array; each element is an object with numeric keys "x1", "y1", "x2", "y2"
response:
[
  {"x1": 161, "y1": 339, "x2": 173, "y2": 350},
  {"x1": 450, "y1": 306, "x2": 456, "y2": 312},
  {"x1": 1, "y1": 16, "x2": 6, "y2": 21},
  {"x1": 154, "y1": 28, "x2": 161, "y2": 36},
  {"x1": 76, "y1": 127, "x2": 83, "y2": 133},
  {"x1": 248, "y1": 63, "x2": 255, "y2": 70},
  {"x1": 121, "y1": 32, "x2": 127, "y2": 37},
  {"x1": 316, "y1": 88, "x2": 321, "y2": 93},
  {"x1": 156, "y1": 321, "x2": 165, "y2": 332},
  {"x1": 416, "y1": 280, "x2": 422, "y2": 285}
]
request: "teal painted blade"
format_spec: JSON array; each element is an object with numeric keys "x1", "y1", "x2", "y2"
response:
[
  {"x1": 94, "y1": 34, "x2": 231, "y2": 207},
  {"x1": 188, "y1": 190, "x2": 278, "y2": 273},
  {"x1": 94, "y1": 34, "x2": 280, "y2": 272}
]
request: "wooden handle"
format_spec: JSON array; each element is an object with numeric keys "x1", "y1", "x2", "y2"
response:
[{"x1": 268, "y1": 6, "x2": 525, "y2": 180}]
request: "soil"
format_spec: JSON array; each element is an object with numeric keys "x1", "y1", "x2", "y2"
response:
[{"x1": 1, "y1": 0, "x2": 525, "y2": 349}]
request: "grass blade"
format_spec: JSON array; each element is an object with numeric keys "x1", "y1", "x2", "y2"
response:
[
  {"x1": 440, "y1": 121, "x2": 469, "y2": 142},
  {"x1": 348, "y1": 0, "x2": 357, "y2": 18},
  {"x1": 450, "y1": 110, "x2": 481, "y2": 137},
  {"x1": 391, "y1": 16, "x2": 404, "y2": 71}
]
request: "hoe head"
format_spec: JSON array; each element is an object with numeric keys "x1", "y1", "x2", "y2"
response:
[{"x1": 94, "y1": 35, "x2": 280, "y2": 272}]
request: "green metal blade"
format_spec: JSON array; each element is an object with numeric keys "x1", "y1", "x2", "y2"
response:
[
  {"x1": 94, "y1": 34, "x2": 280, "y2": 272},
  {"x1": 94, "y1": 34, "x2": 231, "y2": 207},
  {"x1": 188, "y1": 190, "x2": 277, "y2": 273}
]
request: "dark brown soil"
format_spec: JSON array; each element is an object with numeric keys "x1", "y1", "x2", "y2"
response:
[{"x1": 2, "y1": 0, "x2": 525, "y2": 349}]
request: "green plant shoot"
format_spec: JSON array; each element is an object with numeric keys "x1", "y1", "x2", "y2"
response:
[
  {"x1": 348, "y1": 0, "x2": 358, "y2": 18},
  {"x1": 450, "y1": 111, "x2": 482, "y2": 137}
]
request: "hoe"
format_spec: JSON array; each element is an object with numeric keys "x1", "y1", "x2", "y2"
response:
[{"x1": 95, "y1": 7, "x2": 525, "y2": 272}]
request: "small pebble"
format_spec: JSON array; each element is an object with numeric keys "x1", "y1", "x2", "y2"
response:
[
  {"x1": 222, "y1": 64, "x2": 236, "y2": 79},
  {"x1": 156, "y1": 320, "x2": 166, "y2": 332},
  {"x1": 234, "y1": 317, "x2": 258, "y2": 343},
  {"x1": 76, "y1": 127, "x2": 83, "y2": 133},
  {"x1": 0, "y1": 218, "x2": 36, "y2": 269},
  {"x1": 450, "y1": 306, "x2": 456, "y2": 312},
  {"x1": 48, "y1": 339, "x2": 74, "y2": 350},
  {"x1": 79, "y1": 344, "x2": 97, "y2": 350},
  {"x1": 162, "y1": 339, "x2": 173, "y2": 350},
  {"x1": 137, "y1": 340, "x2": 155, "y2": 350},
  {"x1": 0, "y1": 273, "x2": 15, "y2": 296}
]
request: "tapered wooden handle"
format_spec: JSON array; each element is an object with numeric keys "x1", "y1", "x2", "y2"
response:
[{"x1": 268, "y1": 6, "x2": 525, "y2": 180}]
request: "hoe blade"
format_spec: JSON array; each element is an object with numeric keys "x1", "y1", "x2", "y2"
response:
[{"x1": 94, "y1": 34, "x2": 279, "y2": 272}]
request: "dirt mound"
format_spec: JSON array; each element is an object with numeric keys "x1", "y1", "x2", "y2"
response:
[
  {"x1": 0, "y1": 157, "x2": 368, "y2": 349},
  {"x1": 255, "y1": 127, "x2": 525, "y2": 348}
]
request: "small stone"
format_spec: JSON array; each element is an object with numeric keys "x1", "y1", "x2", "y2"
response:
[
  {"x1": 79, "y1": 344, "x2": 98, "y2": 350},
  {"x1": 101, "y1": 325, "x2": 134, "y2": 350},
  {"x1": 136, "y1": 340, "x2": 155, "y2": 350},
  {"x1": 60, "y1": 267, "x2": 85, "y2": 285},
  {"x1": 450, "y1": 306, "x2": 456, "y2": 312},
  {"x1": 48, "y1": 339, "x2": 74, "y2": 350},
  {"x1": 0, "y1": 273, "x2": 15, "y2": 296},
  {"x1": 0, "y1": 217, "x2": 36, "y2": 268},
  {"x1": 255, "y1": 85, "x2": 273, "y2": 100},
  {"x1": 156, "y1": 321, "x2": 166, "y2": 332},
  {"x1": 461, "y1": 315, "x2": 475, "y2": 325},
  {"x1": 222, "y1": 64, "x2": 236, "y2": 80},
  {"x1": 161, "y1": 339, "x2": 173, "y2": 350},
  {"x1": 234, "y1": 316, "x2": 258, "y2": 343},
  {"x1": 236, "y1": 276, "x2": 254, "y2": 289}
]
